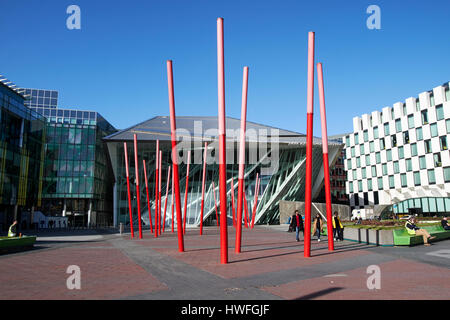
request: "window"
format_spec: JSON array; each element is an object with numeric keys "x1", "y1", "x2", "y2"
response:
[
  {"x1": 389, "y1": 175, "x2": 395, "y2": 188},
  {"x1": 430, "y1": 93, "x2": 435, "y2": 106},
  {"x1": 362, "y1": 168, "x2": 366, "y2": 179},
  {"x1": 363, "y1": 130, "x2": 368, "y2": 142},
  {"x1": 372, "y1": 166, "x2": 377, "y2": 177},
  {"x1": 358, "y1": 181, "x2": 363, "y2": 192},
  {"x1": 378, "y1": 177, "x2": 383, "y2": 189},
  {"x1": 356, "y1": 157, "x2": 361, "y2": 168},
  {"x1": 416, "y1": 99, "x2": 420, "y2": 111},
  {"x1": 401, "y1": 173, "x2": 407, "y2": 187},
  {"x1": 428, "y1": 169, "x2": 436, "y2": 184},
  {"x1": 440, "y1": 136, "x2": 448, "y2": 151},
  {"x1": 390, "y1": 108, "x2": 394, "y2": 119},
  {"x1": 436, "y1": 104, "x2": 444, "y2": 121},
  {"x1": 419, "y1": 156, "x2": 426, "y2": 169},
  {"x1": 406, "y1": 159, "x2": 412, "y2": 172},
  {"x1": 447, "y1": 120, "x2": 450, "y2": 134},
  {"x1": 408, "y1": 115, "x2": 415, "y2": 129},
  {"x1": 414, "y1": 171, "x2": 421, "y2": 186},
  {"x1": 411, "y1": 143, "x2": 418, "y2": 156},
  {"x1": 398, "y1": 146, "x2": 404, "y2": 159},
  {"x1": 430, "y1": 123, "x2": 438, "y2": 137},
  {"x1": 382, "y1": 164, "x2": 388, "y2": 175},
  {"x1": 368, "y1": 179, "x2": 373, "y2": 191},
  {"x1": 347, "y1": 159, "x2": 352, "y2": 170},
  {"x1": 424, "y1": 139, "x2": 432, "y2": 153},
  {"x1": 365, "y1": 155, "x2": 370, "y2": 166},
  {"x1": 421, "y1": 110, "x2": 428, "y2": 125},
  {"x1": 444, "y1": 167, "x2": 450, "y2": 183},
  {"x1": 446, "y1": 87, "x2": 450, "y2": 102},
  {"x1": 386, "y1": 149, "x2": 392, "y2": 161},
  {"x1": 360, "y1": 144, "x2": 365, "y2": 154},
  {"x1": 384, "y1": 123, "x2": 390, "y2": 136},
  {"x1": 375, "y1": 152, "x2": 381, "y2": 164},
  {"x1": 403, "y1": 131, "x2": 410, "y2": 144},
  {"x1": 434, "y1": 153, "x2": 442, "y2": 167},
  {"x1": 373, "y1": 126, "x2": 379, "y2": 139},
  {"x1": 391, "y1": 135, "x2": 397, "y2": 147},
  {"x1": 369, "y1": 141, "x2": 375, "y2": 152},
  {"x1": 395, "y1": 119, "x2": 402, "y2": 132},
  {"x1": 393, "y1": 161, "x2": 400, "y2": 174},
  {"x1": 349, "y1": 182, "x2": 353, "y2": 193},
  {"x1": 402, "y1": 104, "x2": 407, "y2": 116},
  {"x1": 380, "y1": 138, "x2": 385, "y2": 150},
  {"x1": 351, "y1": 147, "x2": 355, "y2": 157},
  {"x1": 416, "y1": 127, "x2": 423, "y2": 140},
  {"x1": 354, "y1": 133, "x2": 359, "y2": 144},
  {"x1": 346, "y1": 136, "x2": 350, "y2": 146}
]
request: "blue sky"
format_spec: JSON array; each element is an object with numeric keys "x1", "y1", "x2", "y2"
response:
[{"x1": 1, "y1": 0, "x2": 450, "y2": 136}]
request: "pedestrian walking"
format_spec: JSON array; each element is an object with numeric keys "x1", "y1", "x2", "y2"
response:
[
  {"x1": 332, "y1": 212, "x2": 344, "y2": 241},
  {"x1": 312, "y1": 214, "x2": 323, "y2": 242},
  {"x1": 293, "y1": 210, "x2": 304, "y2": 242}
]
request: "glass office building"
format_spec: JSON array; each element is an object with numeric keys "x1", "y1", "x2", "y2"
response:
[
  {"x1": 0, "y1": 81, "x2": 46, "y2": 230},
  {"x1": 104, "y1": 116, "x2": 343, "y2": 228},
  {"x1": 23, "y1": 88, "x2": 58, "y2": 109}
]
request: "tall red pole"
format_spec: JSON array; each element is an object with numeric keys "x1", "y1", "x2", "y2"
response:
[
  {"x1": 243, "y1": 190, "x2": 249, "y2": 228},
  {"x1": 167, "y1": 60, "x2": 184, "y2": 252},
  {"x1": 143, "y1": 159, "x2": 153, "y2": 233},
  {"x1": 304, "y1": 31, "x2": 315, "y2": 258},
  {"x1": 212, "y1": 181, "x2": 219, "y2": 226},
  {"x1": 231, "y1": 178, "x2": 236, "y2": 227},
  {"x1": 235, "y1": 66, "x2": 248, "y2": 253},
  {"x1": 124, "y1": 142, "x2": 134, "y2": 238},
  {"x1": 133, "y1": 134, "x2": 143, "y2": 239},
  {"x1": 155, "y1": 140, "x2": 159, "y2": 237},
  {"x1": 317, "y1": 62, "x2": 334, "y2": 251},
  {"x1": 182, "y1": 151, "x2": 191, "y2": 235},
  {"x1": 171, "y1": 165, "x2": 175, "y2": 233},
  {"x1": 158, "y1": 150, "x2": 162, "y2": 235},
  {"x1": 251, "y1": 175, "x2": 260, "y2": 229},
  {"x1": 200, "y1": 142, "x2": 207, "y2": 235},
  {"x1": 217, "y1": 17, "x2": 228, "y2": 264},
  {"x1": 163, "y1": 165, "x2": 171, "y2": 233}
]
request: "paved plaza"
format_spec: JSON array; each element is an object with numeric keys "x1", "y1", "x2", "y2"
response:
[{"x1": 0, "y1": 225, "x2": 449, "y2": 300}]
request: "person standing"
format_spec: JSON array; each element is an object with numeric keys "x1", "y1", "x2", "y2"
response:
[
  {"x1": 332, "y1": 212, "x2": 344, "y2": 241},
  {"x1": 294, "y1": 210, "x2": 304, "y2": 242},
  {"x1": 312, "y1": 214, "x2": 323, "y2": 242}
]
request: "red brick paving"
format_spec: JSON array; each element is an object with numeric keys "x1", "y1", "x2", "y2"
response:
[
  {"x1": 0, "y1": 246, "x2": 168, "y2": 300},
  {"x1": 262, "y1": 259, "x2": 450, "y2": 300}
]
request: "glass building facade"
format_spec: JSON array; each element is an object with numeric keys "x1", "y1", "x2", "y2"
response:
[
  {"x1": 104, "y1": 116, "x2": 343, "y2": 228},
  {"x1": 23, "y1": 88, "x2": 58, "y2": 109},
  {"x1": 0, "y1": 82, "x2": 46, "y2": 230}
]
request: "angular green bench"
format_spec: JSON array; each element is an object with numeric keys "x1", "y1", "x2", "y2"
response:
[
  {"x1": 0, "y1": 236, "x2": 36, "y2": 253},
  {"x1": 393, "y1": 225, "x2": 450, "y2": 246}
]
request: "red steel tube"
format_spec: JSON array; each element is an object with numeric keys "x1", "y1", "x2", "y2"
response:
[
  {"x1": 143, "y1": 159, "x2": 153, "y2": 233},
  {"x1": 231, "y1": 178, "x2": 236, "y2": 227},
  {"x1": 158, "y1": 150, "x2": 162, "y2": 235},
  {"x1": 317, "y1": 62, "x2": 334, "y2": 251},
  {"x1": 183, "y1": 151, "x2": 191, "y2": 235},
  {"x1": 133, "y1": 134, "x2": 143, "y2": 239},
  {"x1": 251, "y1": 174, "x2": 260, "y2": 229},
  {"x1": 200, "y1": 142, "x2": 207, "y2": 235},
  {"x1": 304, "y1": 31, "x2": 315, "y2": 258},
  {"x1": 155, "y1": 140, "x2": 159, "y2": 237},
  {"x1": 167, "y1": 60, "x2": 184, "y2": 252},
  {"x1": 171, "y1": 165, "x2": 175, "y2": 233},
  {"x1": 243, "y1": 191, "x2": 249, "y2": 228},
  {"x1": 235, "y1": 66, "x2": 249, "y2": 253},
  {"x1": 163, "y1": 164, "x2": 171, "y2": 233},
  {"x1": 217, "y1": 17, "x2": 228, "y2": 264},
  {"x1": 124, "y1": 142, "x2": 134, "y2": 238},
  {"x1": 212, "y1": 181, "x2": 219, "y2": 227}
]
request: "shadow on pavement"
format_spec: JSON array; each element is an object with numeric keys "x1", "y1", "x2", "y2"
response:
[{"x1": 294, "y1": 287, "x2": 343, "y2": 300}]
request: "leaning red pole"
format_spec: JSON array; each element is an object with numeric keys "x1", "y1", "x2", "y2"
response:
[
  {"x1": 212, "y1": 181, "x2": 219, "y2": 226},
  {"x1": 158, "y1": 150, "x2": 162, "y2": 235},
  {"x1": 133, "y1": 134, "x2": 143, "y2": 239},
  {"x1": 171, "y1": 165, "x2": 175, "y2": 233},
  {"x1": 304, "y1": 31, "x2": 315, "y2": 258},
  {"x1": 143, "y1": 159, "x2": 153, "y2": 233},
  {"x1": 182, "y1": 151, "x2": 191, "y2": 235},
  {"x1": 124, "y1": 142, "x2": 134, "y2": 238},
  {"x1": 163, "y1": 165, "x2": 171, "y2": 233},
  {"x1": 166, "y1": 60, "x2": 184, "y2": 252},
  {"x1": 200, "y1": 142, "x2": 207, "y2": 235},
  {"x1": 251, "y1": 174, "x2": 260, "y2": 229},
  {"x1": 217, "y1": 17, "x2": 228, "y2": 264},
  {"x1": 243, "y1": 191, "x2": 249, "y2": 228},
  {"x1": 317, "y1": 62, "x2": 334, "y2": 251},
  {"x1": 155, "y1": 140, "x2": 159, "y2": 237},
  {"x1": 231, "y1": 178, "x2": 236, "y2": 227},
  {"x1": 235, "y1": 66, "x2": 249, "y2": 253}
]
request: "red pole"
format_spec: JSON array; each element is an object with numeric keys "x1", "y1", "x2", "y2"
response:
[
  {"x1": 231, "y1": 178, "x2": 236, "y2": 227},
  {"x1": 163, "y1": 165, "x2": 171, "y2": 233},
  {"x1": 217, "y1": 17, "x2": 228, "y2": 264},
  {"x1": 317, "y1": 62, "x2": 334, "y2": 251},
  {"x1": 143, "y1": 159, "x2": 153, "y2": 233},
  {"x1": 212, "y1": 181, "x2": 219, "y2": 227},
  {"x1": 171, "y1": 165, "x2": 174, "y2": 233},
  {"x1": 167, "y1": 60, "x2": 184, "y2": 252},
  {"x1": 183, "y1": 151, "x2": 191, "y2": 235},
  {"x1": 155, "y1": 140, "x2": 159, "y2": 237},
  {"x1": 133, "y1": 134, "x2": 143, "y2": 239},
  {"x1": 200, "y1": 142, "x2": 207, "y2": 235},
  {"x1": 235, "y1": 66, "x2": 249, "y2": 253},
  {"x1": 251, "y1": 174, "x2": 260, "y2": 228},
  {"x1": 243, "y1": 190, "x2": 249, "y2": 228},
  {"x1": 304, "y1": 31, "x2": 315, "y2": 258},
  {"x1": 158, "y1": 150, "x2": 162, "y2": 235},
  {"x1": 124, "y1": 142, "x2": 134, "y2": 238}
]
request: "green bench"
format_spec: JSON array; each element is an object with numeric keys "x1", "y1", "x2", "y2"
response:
[
  {"x1": 0, "y1": 236, "x2": 36, "y2": 253},
  {"x1": 393, "y1": 225, "x2": 450, "y2": 246}
]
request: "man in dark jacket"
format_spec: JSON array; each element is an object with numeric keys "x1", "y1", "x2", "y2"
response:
[
  {"x1": 440, "y1": 217, "x2": 450, "y2": 230},
  {"x1": 292, "y1": 210, "x2": 304, "y2": 242}
]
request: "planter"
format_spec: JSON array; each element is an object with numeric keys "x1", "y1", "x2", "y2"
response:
[{"x1": 343, "y1": 227, "x2": 394, "y2": 246}]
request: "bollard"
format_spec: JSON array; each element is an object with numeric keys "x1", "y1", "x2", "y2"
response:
[{"x1": 119, "y1": 223, "x2": 124, "y2": 235}]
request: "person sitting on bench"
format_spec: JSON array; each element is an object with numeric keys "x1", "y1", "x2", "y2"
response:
[
  {"x1": 441, "y1": 217, "x2": 450, "y2": 231},
  {"x1": 405, "y1": 216, "x2": 436, "y2": 246}
]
